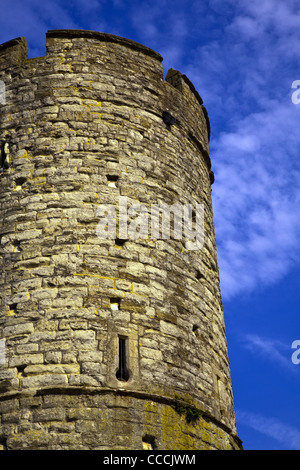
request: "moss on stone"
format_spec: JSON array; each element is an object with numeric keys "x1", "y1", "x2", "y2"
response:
[{"x1": 171, "y1": 396, "x2": 203, "y2": 424}]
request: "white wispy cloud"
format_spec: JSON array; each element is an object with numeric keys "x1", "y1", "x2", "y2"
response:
[
  {"x1": 179, "y1": 0, "x2": 300, "y2": 299},
  {"x1": 212, "y1": 99, "x2": 300, "y2": 298},
  {"x1": 242, "y1": 334, "x2": 295, "y2": 373},
  {"x1": 237, "y1": 410, "x2": 300, "y2": 449}
]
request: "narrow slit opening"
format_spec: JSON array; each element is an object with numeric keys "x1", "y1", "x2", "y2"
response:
[
  {"x1": 192, "y1": 324, "x2": 199, "y2": 336},
  {"x1": 0, "y1": 141, "x2": 9, "y2": 172},
  {"x1": 116, "y1": 336, "x2": 130, "y2": 382}
]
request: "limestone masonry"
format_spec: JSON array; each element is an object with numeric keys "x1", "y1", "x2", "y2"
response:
[{"x1": 0, "y1": 30, "x2": 242, "y2": 450}]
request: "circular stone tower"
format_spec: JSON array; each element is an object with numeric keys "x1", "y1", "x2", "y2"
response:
[{"x1": 0, "y1": 30, "x2": 242, "y2": 450}]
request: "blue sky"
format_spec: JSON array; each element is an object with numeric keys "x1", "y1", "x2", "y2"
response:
[{"x1": 1, "y1": 0, "x2": 300, "y2": 450}]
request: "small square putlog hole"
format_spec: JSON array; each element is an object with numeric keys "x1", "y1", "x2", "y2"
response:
[
  {"x1": 115, "y1": 238, "x2": 127, "y2": 247},
  {"x1": 110, "y1": 298, "x2": 121, "y2": 310},
  {"x1": 107, "y1": 175, "x2": 119, "y2": 188},
  {"x1": 142, "y1": 434, "x2": 156, "y2": 450}
]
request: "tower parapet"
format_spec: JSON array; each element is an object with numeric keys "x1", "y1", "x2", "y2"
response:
[{"x1": 0, "y1": 30, "x2": 242, "y2": 450}]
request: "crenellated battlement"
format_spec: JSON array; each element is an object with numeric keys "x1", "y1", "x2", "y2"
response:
[
  {"x1": 0, "y1": 31, "x2": 210, "y2": 156},
  {"x1": 0, "y1": 37, "x2": 28, "y2": 68},
  {"x1": 46, "y1": 29, "x2": 164, "y2": 61}
]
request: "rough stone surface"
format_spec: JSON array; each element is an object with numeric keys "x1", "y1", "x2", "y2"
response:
[{"x1": 0, "y1": 30, "x2": 242, "y2": 450}]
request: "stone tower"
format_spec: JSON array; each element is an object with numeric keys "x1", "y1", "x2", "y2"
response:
[{"x1": 0, "y1": 30, "x2": 242, "y2": 450}]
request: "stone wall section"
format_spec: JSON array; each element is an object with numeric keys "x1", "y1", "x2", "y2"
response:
[{"x1": 0, "y1": 30, "x2": 242, "y2": 450}]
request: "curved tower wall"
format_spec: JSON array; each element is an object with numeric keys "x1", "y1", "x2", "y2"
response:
[{"x1": 0, "y1": 30, "x2": 242, "y2": 450}]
